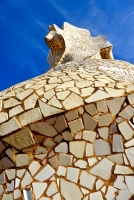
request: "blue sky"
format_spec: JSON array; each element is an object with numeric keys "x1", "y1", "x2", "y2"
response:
[{"x1": 0, "y1": 0, "x2": 134, "y2": 91}]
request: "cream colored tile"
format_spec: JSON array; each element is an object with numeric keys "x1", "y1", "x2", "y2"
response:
[
  {"x1": 85, "y1": 104, "x2": 97, "y2": 115},
  {"x1": 69, "y1": 141, "x2": 85, "y2": 158},
  {"x1": 99, "y1": 113, "x2": 113, "y2": 126},
  {"x1": 90, "y1": 158, "x2": 114, "y2": 180},
  {"x1": 24, "y1": 93, "x2": 38, "y2": 110},
  {"x1": 0, "y1": 112, "x2": 8, "y2": 124},
  {"x1": 68, "y1": 118, "x2": 84, "y2": 133},
  {"x1": 85, "y1": 90, "x2": 110, "y2": 103},
  {"x1": 106, "y1": 97, "x2": 125, "y2": 115},
  {"x1": 39, "y1": 100, "x2": 64, "y2": 117},
  {"x1": 48, "y1": 96, "x2": 62, "y2": 109},
  {"x1": 9, "y1": 105, "x2": 24, "y2": 117},
  {"x1": 19, "y1": 108, "x2": 42, "y2": 126},
  {"x1": 0, "y1": 117, "x2": 21, "y2": 136},
  {"x1": 62, "y1": 92, "x2": 84, "y2": 110}
]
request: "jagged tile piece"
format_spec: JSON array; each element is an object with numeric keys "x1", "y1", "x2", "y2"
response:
[{"x1": 2, "y1": 128, "x2": 36, "y2": 150}]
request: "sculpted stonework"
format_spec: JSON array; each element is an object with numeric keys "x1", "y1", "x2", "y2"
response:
[
  {"x1": 45, "y1": 22, "x2": 114, "y2": 67},
  {"x1": 0, "y1": 23, "x2": 134, "y2": 199}
]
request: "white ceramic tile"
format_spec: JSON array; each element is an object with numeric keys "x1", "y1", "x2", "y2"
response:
[
  {"x1": 67, "y1": 167, "x2": 79, "y2": 183},
  {"x1": 34, "y1": 164, "x2": 55, "y2": 182}
]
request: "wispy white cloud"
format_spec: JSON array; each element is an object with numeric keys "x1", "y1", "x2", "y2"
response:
[
  {"x1": 119, "y1": 10, "x2": 134, "y2": 23},
  {"x1": 36, "y1": 19, "x2": 48, "y2": 32}
]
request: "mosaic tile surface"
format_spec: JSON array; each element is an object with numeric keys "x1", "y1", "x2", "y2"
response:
[{"x1": 0, "y1": 22, "x2": 134, "y2": 199}]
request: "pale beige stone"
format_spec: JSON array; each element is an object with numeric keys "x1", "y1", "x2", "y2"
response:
[
  {"x1": 44, "y1": 89, "x2": 55, "y2": 100},
  {"x1": 119, "y1": 105, "x2": 134, "y2": 120},
  {"x1": 113, "y1": 135, "x2": 124, "y2": 152},
  {"x1": 16, "y1": 88, "x2": 34, "y2": 100},
  {"x1": 2, "y1": 193, "x2": 13, "y2": 200},
  {"x1": 65, "y1": 109, "x2": 79, "y2": 121},
  {"x1": 35, "y1": 164, "x2": 55, "y2": 182},
  {"x1": 59, "y1": 153, "x2": 73, "y2": 166},
  {"x1": 62, "y1": 92, "x2": 84, "y2": 110},
  {"x1": 28, "y1": 161, "x2": 41, "y2": 176},
  {"x1": 0, "y1": 117, "x2": 21, "y2": 136},
  {"x1": 39, "y1": 100, "x2": 64, "y2": 117},
  {"x1": 105, "y1": 186, "x2": 118, "y2": 200},
  {"x1": 83, "y1": 130, "x2": 96, "y2": 142},
  {"x1": 74, "y1": 160, "x2": 87, "y2": 169},
  {"x1": 62, "y1": 130, "x2": 73, "y2": 141},
  {"x1": 0, "y1": 112, "x2": 8, "y2": 124},
  {"x1": 125, "y1": 147, "x2": 134, "y2": 166},
  {"x1": 124, "y1": 138, "x2": 134, "y2": 147},
  {"x1": 24, "y1": 93, "x2": 38, "y2": 110},
  {"x1": 128, "y1": 93, "x2": 134, "y2": 104},
  {"x1": 32, "y1": 182, "x2": 47, "y2": 199},
  {"x1": 5, "y1": 169, "x2": 15, "y2": 180},
  {"x1": 21, "y1": 171, "x2": 33, "y2": 188},
  {"x1": 36, "y1": 88, "x2": 44, "y2": 96},
  {"x1": 56, "y1": 166, "x2": 66, "y2": 176},
  {"x1": 98, "y1": 127, "x2": 109, "y2": 139},
  {"x1": 56, "y1": 91, "x2": 70, "y2": 100},
  {"x1": 4, "y1": 97, "x2": 21, "y2": 108},
  {"x1": 57, "y1": 81, "x2": 74, "y2": 89},
  {"x1": 78, "y1": 107, "x2": 84, "y2": 115},
  {"x1": 68, "y1": 118, "x2": 84, "y2": 133},
  {"x1": 48, "y1": 78, "x2": 61, "y2": 84},
  {"x1": 69, "y1": 141, "x2": 85, "y2": 158},
  {"x1": 30, "y1": 122, "x2": 58, "y2": 137},
  {"x1": 99, "y1": 113, "x2": 113, "y2": 126},
  {"x1": 17, "y1": 169, "x2": 26, "y2": 178},
  {"x1": 106, "y1": 97, "x2": 125, "y2": 115},
  {"x1": 60, "y1": 178, "x2": 83, "y2": 200},
  {"x1": 96, "y1": 179, "x2": 104, "y2": 190},
  {"x1": 94, "y1": 139, "x2": 111, "y2": 156},
  {"x1": 105, "y1": 87, "x2": 124, "y2": 97},
  {"x1": 45, "y1": 84, "x2": 59, "y2": 91},
  {"x1": 81, "y1": 87, "x2": 94, "y2": 97},
  {"x1": 96, "y1": 101, "x2": 108, "y2": 113},
  {"x1": 118, "y1": 121, "x2": 134, "y2": 140},
  {"x1": 19, "y1": 108, "x2": 42, "y2": 126},
  {"x1": 85, "y1": 104, "x2": 97, "y2": 115},
  {"x1": 76, "y1": 80, "x2": 93, "y2": 88},
  {"x1": 9, "y1": 105, "x2": 24, "y2": 117},
  {"x1": 90, "y1": 158, "x2": 114, "y2": 180},
  {"x1": 49, "y1": 155, "x2": 58, "y2": 169},
  {"x1": 126, "y1": 85, "x2": 134, "y2": 93},
  {"x1": 55, "y1": 142, "x2": 68, "y2": 153},
  {"x1": 95, "y1": 81, "x2": 105, "y2": 87},
  {"x1": 80, "y1": 170, "x2": 96, "y2": 190},
  {"x1": 114, "y1": 165, "x2": 133, "y2": 174},
  {"x1": 35, "y1": 146, "x2": 48, "y2": 155},
  {"x1": 85, "y1": 90, "x2": 110, "y2": 103},
  {"x1": 69, "y1": 87, "x2": 80, "y2": 94},
  {"x1": 48, "y1": 96, "x2": 62, "y2": 109},
  {"x1": 14, "y1": 189, "x2": 21, "y2": 199},
  {"x1": 67, "y1": 167, "x2": 79, "y2": 183},
  {"x1": 83, "y1": 112, "x2": 97, "y2": 130},
  {"x1": 16, "y1": 154, "x2": 30, "y2": 167},
  {"x1": 86, "y1": 143, "x2": 93, "y2": 156},
  {"x1": 2, "y1": 128, "x2": 36, "y2": 150},
  {"x1": 43, "y1": 138, "x2": 56, "y2": 148}
]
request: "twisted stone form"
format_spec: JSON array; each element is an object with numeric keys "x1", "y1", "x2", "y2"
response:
[
  {"x1": 45, "y1": 22, "x2": 114, "y2": 67},
  {"x1": 0, "y1": 23, "x2": 134, "y2": 200}
]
